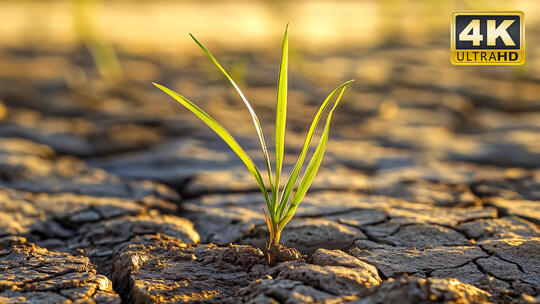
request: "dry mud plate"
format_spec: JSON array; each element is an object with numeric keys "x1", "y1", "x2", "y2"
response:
[{"x1": 1, "y1": 28, "x2": 540, "y2": 303}]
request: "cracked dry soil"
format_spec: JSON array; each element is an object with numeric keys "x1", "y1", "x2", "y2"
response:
[{"x1": 0, "y1": 35, "x2": 539, "y2": 303}]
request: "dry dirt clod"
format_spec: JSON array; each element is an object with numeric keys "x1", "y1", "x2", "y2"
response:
[
  {"x1": 352, "y1": 276, "x2": 492, "y2": 304},
  {"x1": 266, "y1": 243, "x2": 303, "y2": 265},
  {"x1": 111, "y1": 234, "x2": 270, "y2": 303},
  {"x1": 0, "y1": 236, "x2": 120, "y2": 304},
  {"x1": 237, "y1": 275, "x2": 494, "y2": 304}
]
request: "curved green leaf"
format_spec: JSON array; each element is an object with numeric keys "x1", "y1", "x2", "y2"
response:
[
  {"x1": 189, "y1": 34, "x2": 275, "y2": 204},
  {"x1": 153, "y1": 82, "x2": 271, "y2": 206},
  {"x1": 276, "y1": 80, "x2": 354, "y2": 219},
  {"x1": 278, "y1": 85, "x2": 350, "y2": 231}
]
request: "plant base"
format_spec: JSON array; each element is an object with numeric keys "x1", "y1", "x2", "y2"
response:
[{"x1": 266, "y1": 243, "x2": 302, "y2": 265}]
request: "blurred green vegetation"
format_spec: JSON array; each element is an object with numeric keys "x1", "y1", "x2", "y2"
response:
[{"x1": 72, "y1": 0, "x2": 122, "y2": 83}]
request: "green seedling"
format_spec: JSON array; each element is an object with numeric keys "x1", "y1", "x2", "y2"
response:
[
  {"x1": 153, "y1": 25, "x2": 353, "y2": 257},
  {"x1": 72, "y1": 0, "x2": 122, "y2": 82}
]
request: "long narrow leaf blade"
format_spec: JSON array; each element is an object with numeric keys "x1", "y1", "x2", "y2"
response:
[
  {"x1": 153, "y1": 82, "x2": 271, "y2": 206},
  {"x1": 279, "y1": 86, "x2": 350, "y2": 230},
  {"x1": 189, "y1": 34, "x2": 275, "y2": 198},
  {"x1": 273, "y1": 24, "x2": 289, "y2": 212},
  {"x1": 276, "y1": 80, "x2": 354, "y2": 219},
  {"x1": 280, "y1": 125, "x2": 328, "y2": 230}
]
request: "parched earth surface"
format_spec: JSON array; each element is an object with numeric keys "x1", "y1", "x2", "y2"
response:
[{"x1": 0, "y1": 33, "x2": 539, "y2": 303}]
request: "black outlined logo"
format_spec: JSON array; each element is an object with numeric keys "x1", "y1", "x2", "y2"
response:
[{"x1": 451, "y1": 11, "x2": 524, "y2": 65}]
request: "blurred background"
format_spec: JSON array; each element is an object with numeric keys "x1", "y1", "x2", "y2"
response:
[
  {"x1": 1, "y1": 2, "x2": 539, "y2": 302},
  {"x1": 0, "y1": 0, "x2": 538, "y2": 195}
]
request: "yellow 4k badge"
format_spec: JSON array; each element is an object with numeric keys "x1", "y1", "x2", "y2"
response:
[{"x1": 451, "y1": 11, "x2": 524, "y2": 65}]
